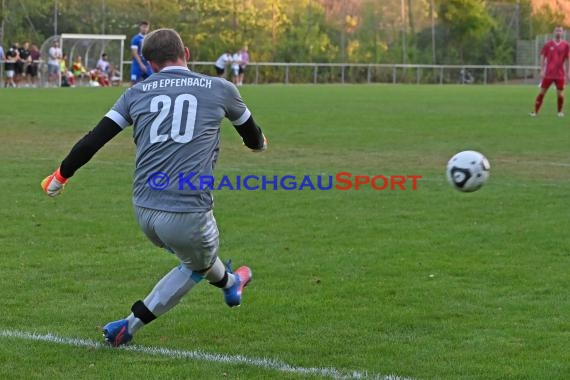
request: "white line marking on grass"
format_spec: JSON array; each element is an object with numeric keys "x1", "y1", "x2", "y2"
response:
[{"x1": 0, "y1": 329, "x2": 415, "y2": 380}]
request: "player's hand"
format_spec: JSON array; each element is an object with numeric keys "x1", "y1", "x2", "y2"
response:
[
  {"x1": 140, "y1": 64, "x2": 147, "y2": 73},
  {"x1": 251, "y1": 134, "x2": 268, "y2": 153},
  {"x1": 41, "y1": 168, "x2": 68, "y2": 197}
]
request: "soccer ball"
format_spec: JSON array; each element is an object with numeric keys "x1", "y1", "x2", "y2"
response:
[{"x1": 446, "y1": 150, "x2": 490, "y2": 192}]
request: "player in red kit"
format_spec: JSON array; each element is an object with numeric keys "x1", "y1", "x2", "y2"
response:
[{"x1": 530, "y1": 26, "x2": 570, "y2": 117}]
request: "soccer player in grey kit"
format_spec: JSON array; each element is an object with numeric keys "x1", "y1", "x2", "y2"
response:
[{"x1": 41, "y1": 28, "x2": 268, "y2": 346}]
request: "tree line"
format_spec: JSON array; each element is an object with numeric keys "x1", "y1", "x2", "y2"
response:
[{"x1": 1, "y1": 0, "x2": 567, "y2": 65}]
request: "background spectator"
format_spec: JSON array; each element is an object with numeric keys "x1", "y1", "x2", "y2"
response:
[
  {"x1": 231, "y1": 49, "x2": 242, "y2": 85},
  {"x1": 97, "y1": 53, "x2": 110, "y2": 74},
  {"x1": 27, "y1": 44, "x2": 40, "y2": 87},
  {"x1": 4, "y1": 44, "x2": 19, "y2": 88},
  {"x1": 48, "y1": 40, "x2": 62, "y2": 87},
  {"x1": 238, "y1": 45, "x2": 249, "y2": 86},
  {"x1": 59, "y1": 53, "x2": 75, "y2": 87},
  {"x1": 72, "y1": 56, "x2": 88, "y2": 85},
  {"x1": 214, "y1": 51, "x2": 232, "y2": 77},
  {"x1": 0, "y1": 44, "x2": 4, "y2": 87},
  {"x1": 17, "y1": 42, "x2": 31, "y2": 87}
]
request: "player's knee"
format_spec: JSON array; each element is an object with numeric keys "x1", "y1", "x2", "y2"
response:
[
  {"x1": 193, "y1": 257, "x2": 217, "y2": 275},
  {"x1": 194, "y1": 265, "x2": 210, "y2": 276},
  {"x1": 193, "y1": 245, "x2": 218, "y2": 272}
]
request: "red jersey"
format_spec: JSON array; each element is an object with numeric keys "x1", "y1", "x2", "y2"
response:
[{"x1": 541, "y1": 40, "x2": 570, "y2": 79}]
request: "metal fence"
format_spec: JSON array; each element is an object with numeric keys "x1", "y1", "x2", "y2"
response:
[
  {"x1": 0, "y1": 61, "x2": 542, "y2": 87},
  {"x1": 188, "y1": 62, "x2": 541, "y2": 85}
]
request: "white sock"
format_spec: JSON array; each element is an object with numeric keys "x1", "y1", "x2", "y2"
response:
[
  {"x1": 204, "y1": 257, "x2": 236, "y2": 289},
  {"x1": 126, "y1": 265, "x2": 201, "y2": 335}
]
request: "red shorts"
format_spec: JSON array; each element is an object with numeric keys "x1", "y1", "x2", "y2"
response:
[{"x1": 540, "y1": 78, "x2": 565, "y2": 90}]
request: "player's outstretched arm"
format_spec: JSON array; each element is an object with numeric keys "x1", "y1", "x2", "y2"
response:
[
  {"x1": 234, "y1": 115, "x2": 267, "y2": 152},
  {"x1": 41, "y1": 117, "x2": 122, "y2": 197}
]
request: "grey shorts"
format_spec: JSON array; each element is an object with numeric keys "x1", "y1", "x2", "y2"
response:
[
  {"x1": 48, "y1": 63, "x2": 59, "y2": 75},
  {"x1": 135, "y1": 206, "x2": 219, "y2": 271}
]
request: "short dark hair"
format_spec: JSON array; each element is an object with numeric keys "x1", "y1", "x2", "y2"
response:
[
  {"x1": 142, "y1": 28, "x2": 185, "y2": 66},
  {"x1": 140, "y1": 21, "x2": 149, "y2": 26}
]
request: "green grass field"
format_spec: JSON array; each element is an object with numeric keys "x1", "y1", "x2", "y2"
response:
[{"x1": 1, "y1": 84, "x2": 569, "y2": 380}]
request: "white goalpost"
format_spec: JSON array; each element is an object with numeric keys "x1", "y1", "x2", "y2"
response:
[{"x1": 39, "y1": 34, "x2": 126, "y2": 87}]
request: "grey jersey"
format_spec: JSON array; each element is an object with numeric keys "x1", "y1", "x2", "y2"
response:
[{"x1": 106, "y1": 66, "x2": 251, "y2": 212}]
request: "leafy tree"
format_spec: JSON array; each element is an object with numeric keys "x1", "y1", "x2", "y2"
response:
[
  {"x1": 276, "y1": 0, "x2": 337, "y2": 62},
  {"x1": 531, "y1": 3, "x2": 568, "y2": 35},
  {"x1": 1, "y1": 0, "x2": 570, "y2": 67},
  {"x1": 437, "y1": 0, "x2": 496, "y2": 63}
]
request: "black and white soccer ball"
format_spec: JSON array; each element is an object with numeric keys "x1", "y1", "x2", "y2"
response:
[{"x1": 446, "y1": 150, "x2": 490, "y2": 192}]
